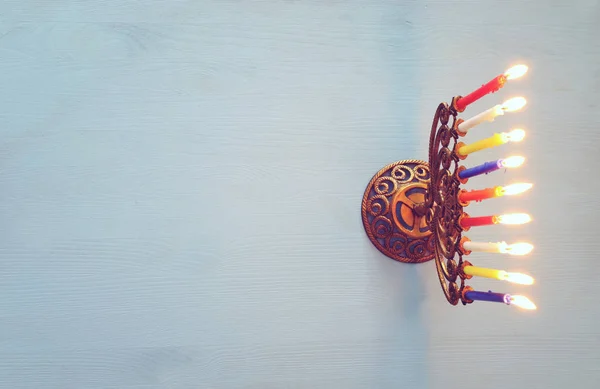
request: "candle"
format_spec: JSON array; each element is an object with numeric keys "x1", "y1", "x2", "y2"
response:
[
  {"x1": 455, "y1": 65, "x2": 528, "y2": 112},
  {"x1": 457, "y1": 106, "x2": 503, "y2": 134},
  {"x1": 464, "y1": 289, "x2": 509, "y2": 303},
  {"x1": 457, "y1": 129, "x2": 525, "y2": 157},
  {"x1": 459, "y1": 213, "x2": 531, "y2": 229},
  {"x1": 463, "y1": 240, "x2": 505, "y2": 253},
  {"x1": 463, "y1": 265, "x2": 502, "y2": 279},
  {"x1": 463, "y1": 265, "x2": 534, "y2": 285},
  {"x1": 457, "y1": 97, "x2": 526, "y2": 134},
  {"x1": 459, "y1": 183, "x2": 532, "y2": 204},
  {"x1": 463, "y1": 289, "x2": 537, "y2": 310},
  {"x1": 458, "y1": 160, "x2": 502, "y2": 180},
  {"x1": 462, "y1": 240, "x2": 534, "y2": 256},
  {"x1": 458, "y1": 156, "x2": 525, "y2": 181},
  {"x1": 460, "y1": 214, "x2": 497, "y2": 228},
  {"x1": 459, "y1": 187, "x2": 497, "y2": 203}
]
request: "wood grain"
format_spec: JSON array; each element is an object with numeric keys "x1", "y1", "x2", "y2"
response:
[{"x1": 0, "y1": 1, "x2": 599, "y2": 388}]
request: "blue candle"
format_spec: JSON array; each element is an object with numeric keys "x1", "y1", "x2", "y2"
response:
[
  {"x1": 464, "y1": 290, "x2": 510, "y2": 304},
  {"x1": 458, "y1": 160, "x2": 502, "y2": 180}
]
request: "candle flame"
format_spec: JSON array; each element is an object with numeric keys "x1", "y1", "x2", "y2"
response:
[
  {"x1": 509, "y1": 295, "x2": 537, "y2": 310},
  {"x1": 500, "y1": 156, "x2": 525, "y2": 168},
  {"x1": 504, "y1": 64, "x2": 528, "y2": 80},
  {"x1": 502, "y1": 272, "x2": 535, "y2": 285},
  {"x1": 501, "y1": 129, "x2": 526, "y2": 143},
  {"x1": 496, "y1": 213, "x2": 532, "y2": 225},
  {"x1": 498, "y1": 183, "x2": 533, "y2": 196},
  {"x1": 499, "y1": 242, "x2": 534, "y2": 256},
  {"x1": 501, "y1": 97, "x2": 527, "y2": 112}
]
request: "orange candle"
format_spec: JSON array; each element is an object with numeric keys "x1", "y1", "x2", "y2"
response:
[
  {"x1": 459, "y1": 188, "x2": 498, "y2": 203},
  {"x1": 459, "y1": 183, "x2": 532, "y2": 205},
  {"x1": 459, "y1": 213, "x2": 531, "y2": 230}
]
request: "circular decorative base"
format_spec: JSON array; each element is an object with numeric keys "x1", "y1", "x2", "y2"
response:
[{"x1": 361, "y1": 160, "x2": 435, "y2": 263}]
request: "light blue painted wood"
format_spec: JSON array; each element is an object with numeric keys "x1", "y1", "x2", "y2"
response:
[{"x1": 0, "y1": 1, "x2": 598, "y2": 388}]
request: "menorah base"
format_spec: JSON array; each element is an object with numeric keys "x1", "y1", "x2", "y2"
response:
[{"x1": 361, "y1": 160, "x2": 435, "y2": 263}]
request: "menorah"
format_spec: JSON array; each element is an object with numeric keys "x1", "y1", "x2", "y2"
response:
[{"x1": 361, "y1": 65, "x2": 536, "y2": 310}]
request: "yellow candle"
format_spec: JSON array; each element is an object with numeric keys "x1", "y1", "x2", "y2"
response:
[
  {"x1": 457, "y1": 129, "x2": 525, "y2": 157},
  {"x1": 463, "y1": 266, "x2": 534, "y2": 285},
  {"x1": 458, "y1": 133, "x2": 504, "y2": 156},
  {"x1": 463, "y1": 265, "x2": 504, "y2": 279}
]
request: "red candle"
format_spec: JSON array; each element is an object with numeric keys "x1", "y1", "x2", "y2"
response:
[
  {"x1": 454, "y1": 65, "x2": 528, "y2": 112},
  {"x1": 460, "y1": 215, "x2": 498, "y2": 229},
  {"x1": 459, "y1": 187, "x2": 499, "y2": 204},
  {"x1": 455, "y1": 75, "x2": 506, "y2": 112}
]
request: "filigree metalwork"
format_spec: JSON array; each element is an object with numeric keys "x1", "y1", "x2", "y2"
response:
[
  {"x1": 361, "y1": 160, "x2": 435, "y2": 263},
  {"x1": 425, "y1": 100, "x2": 472, "y2": 306}
]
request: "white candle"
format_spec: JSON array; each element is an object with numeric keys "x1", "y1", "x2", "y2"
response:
[
  {"x1": 463, "y1": 241, "x2": 505, "y2": 253},
  {"x1": 457, "y1": 97, "x2": 527, "y2": 134},
  {"x1": 458, "y1": 105, "x2": 503, "y2": 134},
  {"x1": 463, "y1": 241, "x2": 534, "y2": 256}
]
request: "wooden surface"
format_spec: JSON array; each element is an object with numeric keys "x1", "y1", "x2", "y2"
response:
[{"x1": 1, "y1": 1, "x2": 599, "y2": 388}]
